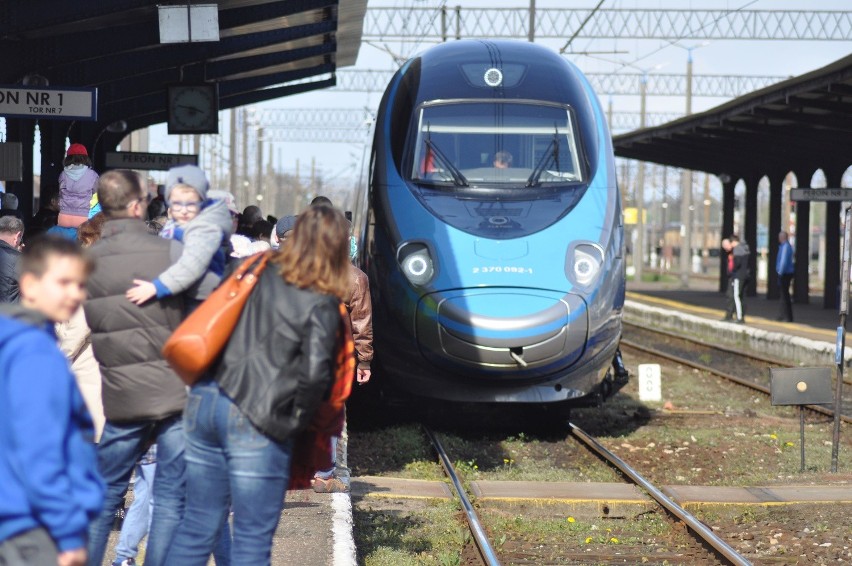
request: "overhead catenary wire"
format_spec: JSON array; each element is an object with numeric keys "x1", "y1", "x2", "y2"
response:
[{"x1": 560, "y1": 0, "x2": 606, "y2": 54}]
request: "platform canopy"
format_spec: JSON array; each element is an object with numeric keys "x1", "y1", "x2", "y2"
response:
[
  {"x1": 613, "y1": 54, "x2": 852, "y2": 180},
  {"x1": 0, "y1": 0, "x2": 367, "y2": 131}
]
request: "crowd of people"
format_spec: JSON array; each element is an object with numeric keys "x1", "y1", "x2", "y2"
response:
[{"x1": 0, "y1": 143, "x2": 372, "y2": 566}]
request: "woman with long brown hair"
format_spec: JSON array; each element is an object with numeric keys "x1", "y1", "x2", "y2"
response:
[{"x1": 166, "y1": 205, "x2": 351, "y2": 566}]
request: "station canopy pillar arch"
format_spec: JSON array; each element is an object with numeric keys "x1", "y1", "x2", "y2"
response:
[
  {"x1": 792, "y1": 168, "x2": 812, "y2": 305},
  {"x1": 614, "y1": 54, "x2": 852, "y2": 309},
  {"x1": 4, "y1": 119, "x2": 36, "y2": 222},
  {"x1": 766, "y1": 171, "x2": 787, "y2": 301},
  {"x1": 719, "y1": 177, "x2": 737, "y2": 294},
  {"x1": 822, "y1": 167, "x2": 847, "y2": 310},
  {"x1": 743, "y1": 175, "x2": 760, "y2": 298}
]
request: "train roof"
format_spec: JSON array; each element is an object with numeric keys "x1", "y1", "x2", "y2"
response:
[
  {"x1": 404, "y1": 40, "x2": 597, "y2": 109},
  {"x1": 381, "y1": 40, "x2": 609, "y2": 179}
]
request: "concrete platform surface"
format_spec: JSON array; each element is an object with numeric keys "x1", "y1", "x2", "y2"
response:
[
  {"x1": 624, "y1": 292, "x2": 852, "y2": 367},
  {"x1": 470, "y1": 480, "x2": 645, "y2": 502},
  {"x1": 273, "y1": 490, "x2": 354, "y2": 566},
  {"x1": 663, "y1": 484, "x2": 852, "y2": 505},
  {"x1": 626, "y1": 285, "x2": 842, "y2": 345},
  {"x1": 99, "y1": 488, "x2": 355, "y2": 566},
  {"x1": 351, "y1": 476, "x2": 452, "y2": 499},
  {"x1": 354, "y1": 478, "x2": 852, "y2": 507}
]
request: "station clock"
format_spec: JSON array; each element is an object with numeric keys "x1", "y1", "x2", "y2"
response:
[{"x1": 167, "y1": 83, "x2": 219, "y2": 134}]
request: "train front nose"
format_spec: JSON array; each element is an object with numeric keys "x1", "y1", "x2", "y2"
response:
[{"x1": 415, "y1": 289, "x2": 587, "y2": 376}]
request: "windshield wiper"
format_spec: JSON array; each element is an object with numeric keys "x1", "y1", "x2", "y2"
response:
[
  {"x1": 424, "y1": 134, "x2": 468, "y2": 187},
  {"x1": 526, "y1": 126, "x2": 560, "y2": 187}
]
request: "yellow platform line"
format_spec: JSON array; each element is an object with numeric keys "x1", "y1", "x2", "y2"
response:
[
  {"x1": 357, "y1": 492, "x2": 450, "y2": 500},
  {"x1": 477, "y1": 496, "x2": 648, "y2": 504},
  {"x1": 681, "y1": 499, "x2": 852, "y2": 508},
  {"x1": 626, "y1": 291, "x2": 836, "y2": 340},
  {"x1": 458, "y1": 496, "x2": 852, "y2": 507}
]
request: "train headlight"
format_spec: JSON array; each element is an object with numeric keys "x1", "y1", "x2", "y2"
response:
[
  {"x1": 399, "y1": 243, "x2": 435, "y2": 286},
  {"x1": 568, "y1": 243, "x2": 604, "y2": 287}
]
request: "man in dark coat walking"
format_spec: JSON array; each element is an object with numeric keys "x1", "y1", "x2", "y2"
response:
[
  {"x1": 83, "y1": 170, "x2": 187, "y2": 566},
  {"x1": 0, "y1": 216, "x2": 23, "y2": 303}
]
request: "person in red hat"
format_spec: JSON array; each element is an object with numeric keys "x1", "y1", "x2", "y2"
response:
[{"x1": 57, "y1": 143, "x2": 99, "y2": 235}]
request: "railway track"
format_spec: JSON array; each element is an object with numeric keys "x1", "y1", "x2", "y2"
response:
[
  {"x1": 424, "y1": 424, "x2": 751, "y2": 565},
  {"x1": 624, "y1": 321, "x2": 852, "y2": 386},
  {"x1": 424, "y1": 427, "x2": 501, "y2": 566},
  {"x1": 621, "y1": 321, "x2": 852, "y2": 424}
]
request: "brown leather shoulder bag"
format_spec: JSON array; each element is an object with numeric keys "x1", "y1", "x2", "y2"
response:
[{"x1": 162, "y1": 252, "x2": 271, "y2": 385}]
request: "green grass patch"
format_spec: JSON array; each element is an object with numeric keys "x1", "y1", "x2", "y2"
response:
[
  {"x1": 349, "y1": 424, "x2": 443, "y2": 479},
  {"x1": 354, "y1": 500, "x2": 469, "y2": 566},
  {"x1": 482, "y1": 507, "x2": 679, "y2": 548}
]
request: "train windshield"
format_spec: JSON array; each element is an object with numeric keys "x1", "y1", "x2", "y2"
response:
[{"x1": 410, "y1": 101, "x2": 584, "y2": 188}]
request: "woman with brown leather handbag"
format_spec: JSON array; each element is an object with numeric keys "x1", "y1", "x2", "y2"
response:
[{"x1": 165, "y1": 205, "x2": 353, "y2": 566}]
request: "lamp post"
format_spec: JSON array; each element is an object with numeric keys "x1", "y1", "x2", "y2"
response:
[
  {"x1": 675, "y1": 42, "x2": 709, "y2": 286},
  {"x1": 702, "y1": 173, "x2": 712, "y2": 273},
  {"x1": 627, "y1": 63, "x2": 666, "y2": 281},
  {"x1": 255, "y1": 126, "x2": 264, "y2": 210},
  {"x1": 634, "y1": 71, "x2": 647, "y2": 282}
]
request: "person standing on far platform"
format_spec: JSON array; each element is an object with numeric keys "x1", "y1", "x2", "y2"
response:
[
  {"x1": 776, "y1": 231, "x2": 795, "y2": 322},
  {"x1": 729, "y1": 234, "x2": 750, "y2": 324},
  {"x1": 721, "y1": 238, "x2": 734, "y2": 321}
]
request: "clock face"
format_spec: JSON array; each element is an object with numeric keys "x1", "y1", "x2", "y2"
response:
[{"x1": 168, "y1": 85, "x2": 218, "y2": 134}]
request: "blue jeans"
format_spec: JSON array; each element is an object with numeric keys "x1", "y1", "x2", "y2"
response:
[
  {"x1": 113, "y1": 447, "x2": 231, "y2": 565},
  {"x1": 114, "y1": 458, "x2": 155, "y2": 562},
  {"x1": 87, "y1": 416, "x2": 185, "y2": 566},
  {"x1": 166, "y1": 381, "x2": 293, "y2": 566}
]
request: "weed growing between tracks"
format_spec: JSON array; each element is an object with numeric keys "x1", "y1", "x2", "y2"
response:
[
  {"x1": 349, "y1": 425, "x2": 443, "y2": 479},
  {"x1": 601, "y1": 351, "x2": 852, "y2": 486},
  {"x1": 352, "y1": 499, "x2": 469, "y2": 565},
  {"x1": 690, "y1": 504, "x2": 852, "y2": 563},
  {"x1": 479, "y1": 506, "x2": 701, "y2": 563}
]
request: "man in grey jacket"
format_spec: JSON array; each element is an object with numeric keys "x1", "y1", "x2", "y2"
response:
[{"x1": 83, "y1": 170, "x2": 187, "y2": 566}]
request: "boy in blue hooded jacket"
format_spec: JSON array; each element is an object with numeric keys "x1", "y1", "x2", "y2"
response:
[{"x1": 0, "y1": 236, "x2": 104, "y2": 566}]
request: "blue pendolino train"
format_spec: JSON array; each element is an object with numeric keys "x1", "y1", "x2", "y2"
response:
[{"x1": 355, "y1": 40, "x2": 626, "y2": 408}]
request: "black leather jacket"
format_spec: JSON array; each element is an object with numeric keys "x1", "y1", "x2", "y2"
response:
[
  {"x1": 212, "y1": 265, "x2": 340, "y2": 443},
  {"x1": 0, "y1": 240, "x2": 21, "y2": 303}
]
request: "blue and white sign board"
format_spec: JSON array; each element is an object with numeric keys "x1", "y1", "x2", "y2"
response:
[{"x1": 0, "y1": 86, "x2": 97, "y2": 120}]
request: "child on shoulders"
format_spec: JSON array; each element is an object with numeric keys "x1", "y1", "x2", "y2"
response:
[
  {"x1": 58, "y1": 144, "x2": 99, "y2": 230},
  {"x1": 126, "y1": 165, "x2": 232, "y2": 309}
]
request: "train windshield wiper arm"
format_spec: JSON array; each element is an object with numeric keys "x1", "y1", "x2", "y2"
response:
[
  {"x1": 526, "y1": 127, "x2": 560, "y2": 187},
  {"x1": 424, "y1": 137, "x2": 469, "y2": 187}
]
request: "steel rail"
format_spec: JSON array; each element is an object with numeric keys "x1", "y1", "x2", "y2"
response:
[
  {"x1": 624, "y1": 321, "x2": 852, "y2": 384},
  {"x1": 620, "y1": 338, "x2": 852, "y2": 424},
  {"x1": 423, "y1": 426, "x2": 501, "y2": 566},
  {"x1": 569, "y1": 422, "x2": 752, "y2": 566}
]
